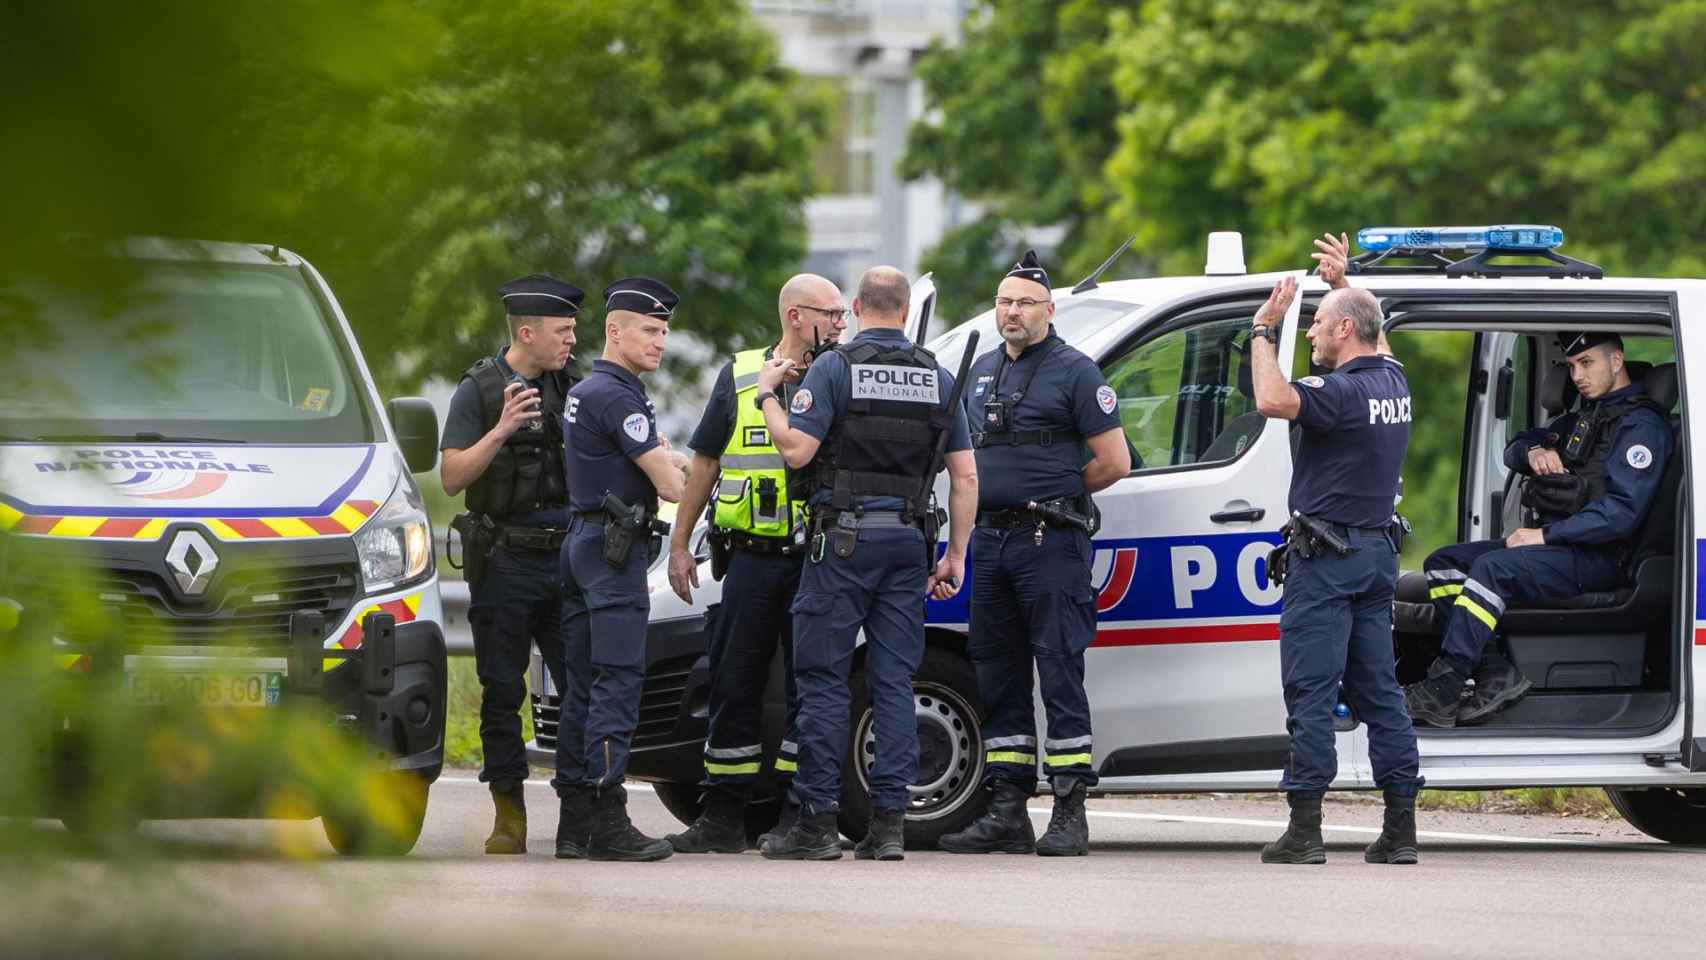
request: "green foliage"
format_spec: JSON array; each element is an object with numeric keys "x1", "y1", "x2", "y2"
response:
[
  {"x1": 1, "y1": 0, "x2": 823, "y2": 395},
  {"x1": 443, "y1": 655, "x2": 535, "y2": 770}
]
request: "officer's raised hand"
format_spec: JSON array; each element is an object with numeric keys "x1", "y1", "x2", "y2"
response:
[
  {"x1": 1254, "y1": 275, "x2": 1298, "y2": 331},
  {"x1": 497, "y1": 380, "x2": 542, "y2": 437},
  {"x1": 1312, "y1": 232, "x2": 1351, "y2": 290},
  {"x1": 1526, "y1": 446, "x2": 1568, "y2": 476},
  {"x1": 927, "y1": 553, "x2": 964, "y2": 601},
  {"x1": 757, "y1": 356, "x2": 796, "y2": 394}
]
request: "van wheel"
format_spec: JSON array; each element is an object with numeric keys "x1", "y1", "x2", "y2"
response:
[
  {"x1": 322, "y1": 771, "x2": 430, "y2": 856},
  {"x1": 651, "y1": 781, "x2": 783, "y2": 844},
  {"x1": 839, "y1": 646, "x2": 986, "y2": 849},
  {"x1": 1605, "y1": 787, "x2": 1706, "y2": 845}
]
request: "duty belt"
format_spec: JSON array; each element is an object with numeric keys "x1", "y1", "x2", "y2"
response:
[
  {"x1": 725, "y1": 530, "x2": 803, "y2": 556},
  {"x1": 972, "y1": 428, "x2": 1079, "y2": 449},
  {"x1": 496, "y1": 525, "x2": 569, "y2": 551},
  {"x1": 814, "y1": 508, "x2": 920, "y2": 530},
  {"x1": 976, "y1": 508, "x2": 1035, "y2": 528}
]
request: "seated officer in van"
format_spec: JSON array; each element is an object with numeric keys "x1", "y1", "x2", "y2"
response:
[{"x1": 1405, "y1": 331, "x2": 1672, "y2": 727}]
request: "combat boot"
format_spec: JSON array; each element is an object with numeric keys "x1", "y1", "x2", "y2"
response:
[
  {"x1": 1404, "y1": 659, "x2": 1467, "y2": 728},
  {"x1": 1458, "y1": 657, "x2": 1532, "y2": 725},
  {"x1": 1035, "y1": 776, "x2": 1090, "y2": 857},
  {"x1": 554, "y1": 785, "x2": 593, "y2": 860},
  {"x1": 666, "y1": 788, "x2": 748, "y2": 854},
  {"x1": 757, "y1": 791, "x2": 799, "y2": 854},
  {"x1": 939, "y1": 781, "x2": 1035, "y2": 854},
  {"x1": 484, "y1": 781, "x2": 527, "y2": 855},
  {"x1": 1363, "y1": 791, "x2": 1419, "y2": 865},
  {"x1": 1261, "y1": 792, "x2": 1327, "y2": 864},
  {"x1": 759, "y1": 810, "x2": 841, "y2": 861},
  {"x1": 853, "y1": 808, "x2": 905, "y2": 861},
  {"x1": 586, "y1": 785, "x2": 673, "y2": 862}
]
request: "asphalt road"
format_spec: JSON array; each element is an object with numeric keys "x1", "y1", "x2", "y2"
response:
[{"x1": 6, "y1": 776, "x2": 1703, "y2": 959}]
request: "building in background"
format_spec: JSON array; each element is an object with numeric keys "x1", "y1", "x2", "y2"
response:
[{"x1": 753, "y1": 0, "x2": 966, "y2": 295}]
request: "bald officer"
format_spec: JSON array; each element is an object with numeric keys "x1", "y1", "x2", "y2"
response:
[
  {"x1": 938, "y1": 251, "x2": 1129, "y2": 858},
  {"x1": 552, "y1": 277, "x2": 689, "y2": 863}
]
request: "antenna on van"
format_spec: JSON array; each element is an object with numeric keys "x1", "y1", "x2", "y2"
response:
[{"x1": 1071, "y1": 236, "x2": 1135, "y2": 294}]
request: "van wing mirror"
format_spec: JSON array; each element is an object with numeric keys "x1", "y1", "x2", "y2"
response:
[{"x1": 387, "y1": 397, "x2": 440, "y2": 473}]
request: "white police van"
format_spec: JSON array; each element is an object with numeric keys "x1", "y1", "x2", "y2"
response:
[
  {"x1": 530, "y1": 226, "x2": 1706, "y2": 847},
  {"x1": 0, "y1": 238, "x2": 447, "y2": 854}
]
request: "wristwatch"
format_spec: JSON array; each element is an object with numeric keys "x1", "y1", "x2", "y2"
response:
[
  {"x1": 754, "y1": 390, "x2": 779, "y2": 411},
  {"x1": 1251, "y1": 324, "x2": 1280, "y2": 344}
]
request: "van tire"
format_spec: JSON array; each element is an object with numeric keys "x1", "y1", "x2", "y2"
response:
[
  {"x1": 839, "y1": 646, "x2": 986, "y2": 849},
  {"x1": 1605, "y1": 787, "x2": 1706, "y2": 845},
  {"x1": 322, "y1": 771, "x2": 430, "y2": 856}
]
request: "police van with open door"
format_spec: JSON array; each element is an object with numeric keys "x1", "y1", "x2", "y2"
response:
[
  {"x1": 0, "y1": 237, "x2": 448, "y2": 854},
  {"x1": 529, "y1": 226, "x2": 1706, "y2": 848}
]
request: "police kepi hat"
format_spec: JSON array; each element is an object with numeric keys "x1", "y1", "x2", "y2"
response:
[
  {"x1": 603, "y1": 277, "x2": 679, "y2": 319},
  {"x1": 499, "y1": 274, "x2": 584, "y2": 317},
  {"x1": 1557, "y1": 331, "x2": 1621, "y2": 357},
  {"x1": 1005, "y1": 249, "x2": 1050, "y2": 293}
]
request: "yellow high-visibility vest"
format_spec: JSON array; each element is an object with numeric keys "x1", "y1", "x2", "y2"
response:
[{"x1": 713, "y1": 348, "x2": 807, "y2": 537}]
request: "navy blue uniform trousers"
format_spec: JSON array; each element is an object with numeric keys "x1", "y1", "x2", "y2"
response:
[
  {"x1": 790, "y1": 525, "x2": 927, "y2": 816},
  {"x1": 968, "y1": 525, "x2": 1098, "y2": 788},
  {"x1": 1424, "y1": 539, "x2": 1622, "y2": 677},
  {"x1": 702, "y1": 547, "x2": 802, "y2": 792},
  {"x1": 468, "y1": 544, "x2": 567, "y2": 788},
  {"x1": 1278, "y1": 527, "x2": 1420, "y2": 797},
  {"x1": 552, "y1": 517, "x2": 653, "y2": 794}
]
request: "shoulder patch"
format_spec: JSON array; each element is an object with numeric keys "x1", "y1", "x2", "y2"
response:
[
  {"x1": 1096, "y1": 384, "x2": 1117, "y2": 414},
  {"x1": 1627, "y1": 443, "x2": 1654, "y2": 470},
  {"x1": 791, "y1": 388, "x2": 814, "y2": 414},
  {"x1": 1298, "y1": 376, "x2": 1326, "y2": 388},
  {"x1": 622, "y1": 412, "x2": 650, "y2": 443}
]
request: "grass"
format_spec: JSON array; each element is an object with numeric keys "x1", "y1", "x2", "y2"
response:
[
  {"x1": 1418, "y1": 788, "x2": 1617, "y2": 818},
  {"x1": 443, "y1": 656, "x2": 533, "y2": 770}
]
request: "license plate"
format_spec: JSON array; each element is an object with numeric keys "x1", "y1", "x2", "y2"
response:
[{"x1": 126, "y1": 670, "x2": 283, "y2": 708}]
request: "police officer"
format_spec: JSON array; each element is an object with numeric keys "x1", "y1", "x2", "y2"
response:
[
  {"x1": 754, "y1": 265, "x2": 977, "y2": 862},
  {"x1": 552, "y1": 277, "x2": 690, "y2": 862},
  {"x1": 936, "y1": 251, "x2": 1129, "y2": 858},
  {"x1": 1248, "y1": 272, "x2": 1422, "y2": 865},
  {"x1": 1405, "y1": 331, "x2": 1672, "y2": 727},
  {"x1": 439, "y1": 274, "x2": 581, "y2": 855},
  {"x1": 663, "y1": 274, "x2": 847, "y2": 854}
]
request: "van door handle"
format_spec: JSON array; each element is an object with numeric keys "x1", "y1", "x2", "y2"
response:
[{"x1": 1210, "y1": 506, "x2": 1265, "y2": 524}]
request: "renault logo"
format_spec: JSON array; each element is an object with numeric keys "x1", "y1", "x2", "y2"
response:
[{"x1": 164, "y1": 529, "x2": 219, "y2": 597}]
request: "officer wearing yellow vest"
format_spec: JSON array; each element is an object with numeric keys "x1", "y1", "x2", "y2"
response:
[{"x1": 663, "y1": 273, "x2": 848, "y2": 853}]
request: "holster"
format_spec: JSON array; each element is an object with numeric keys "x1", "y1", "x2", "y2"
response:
[
  {"x1": 831, "y1": 511, "x2": 859, "y2": 560},
  {"x1": 451, "y1": 512, "x2": 496, "y2": 590},
  {"x1": 920, "y1": 500, "x2": 945, "y2": 569},
  {"x1": 599, "y1": 493, "x2": 647, "y2": 569},
  {"x1": 1520, "y1": 472, "x2": 1587, "y2": 517},
  {"x1": 708, "y1": 528, "x2": 731, "y2": 581}
]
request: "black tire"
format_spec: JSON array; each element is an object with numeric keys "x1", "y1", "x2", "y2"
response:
[
  {"x1": 650, "y1": 781, "x2": 782, "y2": 844},
  {"x1": 839, "y1": 645, "x2": 986, "y2": 849},
  {"x1": 322, "y1": 771, "x2": 430, "y2": 856},
  {"x1": 1605, "y1": 787, "x2": 1706, "y2": 845}
]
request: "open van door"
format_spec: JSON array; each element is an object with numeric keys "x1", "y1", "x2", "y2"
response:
[{"x1": 906, "y1": 273, "x2": 937, "y2": 345}]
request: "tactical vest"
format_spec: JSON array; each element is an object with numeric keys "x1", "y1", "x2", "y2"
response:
[
  {"x1": 713, "y1": 349, "x2": 808, "y2": 537},
  {"x1": 461, "y1": 356, "x2": 576, "y2": 520},
  {"x1": 1528, "y1": 393, "x2": 1667, "y2": 523},
  {"x1": 803, "y1": 339, "x2": 949, "y2": 515}
]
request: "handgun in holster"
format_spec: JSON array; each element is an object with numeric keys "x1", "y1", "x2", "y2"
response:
[
  {"x1": 707, "y1": 528, "x2": 731, "y2": 581},
  {"x1": 599, "y1": 493, "x2": 648, "y2": 568},
  {"x1": 451, "y1": 512, "x2": 497, "y2": 590}
]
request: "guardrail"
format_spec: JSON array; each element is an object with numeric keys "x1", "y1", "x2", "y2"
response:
[{"x1": 441, "y1": 579, "x2": 472, "y2": 656}]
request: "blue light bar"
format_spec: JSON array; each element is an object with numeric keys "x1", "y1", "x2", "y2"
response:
[{"x1": 1356, "y1": 224, "x2": 1565, "y2": 253}]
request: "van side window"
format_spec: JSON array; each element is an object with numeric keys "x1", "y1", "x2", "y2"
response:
[{"x1": 1101, "y1": 315, "x2": 1260, "y2": 470}]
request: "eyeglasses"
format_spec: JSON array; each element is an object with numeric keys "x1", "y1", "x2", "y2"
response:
[
  {"x1": 995, "y1": 297, "x2": 1051, "y2": 311},
  {"x1": 796, "y1": 304, "x2": 849, "y2": 323}
]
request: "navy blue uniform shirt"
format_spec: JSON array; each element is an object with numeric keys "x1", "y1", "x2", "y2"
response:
[
  {"x1": 962, "y1": 328, "x2": 1122, "y2": 509},
  {"x1": 1288, "y1": 354, "x2": 1411, "y2": 528},
  {"x1": 789, "y1": 327, "x2": 972, "y2": 510},
  {"x1": 441, "y1": 348, "x2": 569, "y2": 527},
  {"x1": 565, "y1": 359, "x2": 661, "y2": 513},
  {"x1": 1503, "y1": 380, "x2": 1672, "y2": 546}
]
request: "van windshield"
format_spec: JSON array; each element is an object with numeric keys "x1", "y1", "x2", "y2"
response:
[{"x1": 0, "y1": 259, "x2": 376, "y2": 445}]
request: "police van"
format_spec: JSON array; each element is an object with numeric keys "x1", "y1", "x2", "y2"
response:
[
  {"x1": 0, "y1": 238, "x2": 447, "y2": 854},
  {"x1": 529, "y1": 226, "x2": 1706, "y2": 848}
]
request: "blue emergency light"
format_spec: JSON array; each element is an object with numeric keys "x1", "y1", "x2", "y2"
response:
[{"x1": 1355, "y1": 224, "x2": 1565, "y2": 253}]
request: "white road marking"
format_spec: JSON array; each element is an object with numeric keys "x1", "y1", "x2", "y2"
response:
[{"x1": 438, "y1": 778, "x2": 1591, "y2": 846}]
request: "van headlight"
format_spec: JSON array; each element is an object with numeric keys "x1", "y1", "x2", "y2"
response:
[{"x1": 354, "y1": 478, "x2": 432, "y2": 592}]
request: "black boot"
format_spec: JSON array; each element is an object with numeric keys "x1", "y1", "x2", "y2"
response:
[
  {"x1": 940, "y1": 781, "x2": 1036, "y2": 854},
  {"x1": 666, "y1": 788, "x2": 748, "y2": 854},
  {"x1": 586, "y1": 786, "x2": 673, "y2": 862},
  {"x1": 1404, "y1": 659, "x2": 1467, "y2": 728},
  {"x1": 757, "y1": 791, "x2": 798, "y2": 854},
  {"x1": 554, "y1": 785, "x2": 593, "y2": 860},
  {"x1": 484, "y1": 781, "x2": 527, "y2": 855},
  {"x1": 1261, "y1": 793, "x2": 1326, "y2": 864},
  {"x1": 1035, "y1": 777, "x2": 1090, "y2": 857},
  {"x1": 1458, "y1": 657, "x2": 1532, "y2": 725},
  {"x1": 1364, "y1": 792, "x2": 1419, "y2": 864},
  {"x1": 853, "y1": 808, "x2": 905, "y2": 861},
  {"x1": 760, "y1": 810, "x2": 841, "y2": 861}
]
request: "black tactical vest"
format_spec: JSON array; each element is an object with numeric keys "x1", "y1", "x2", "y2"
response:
[
  {"x1": 461, "y1": 357, "x2": 576, "y2": 520},
  {"x1": 1528, "y1": 394, "x2": 1666, "y2": 523},
  {"x1": 805, "y1": 339, "x2": 950, "y2": 515}
]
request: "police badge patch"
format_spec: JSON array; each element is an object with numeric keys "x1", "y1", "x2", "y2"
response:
[
  {"x1": 791, "y1": 388, "x2": 813, "y2": 414},
  {"x1": 1299, "y1": 376, "x2": 1326, "y2": 388},
  {"x1": 623, "y1": 412, "x2": 650, "y2": 443},
  {"x1": 1096, "y1": 384, "x2": 1117, "y2": 414},
  {"x1": 1627, "y1": 444, "x2": 1654, "y2": 470}
]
